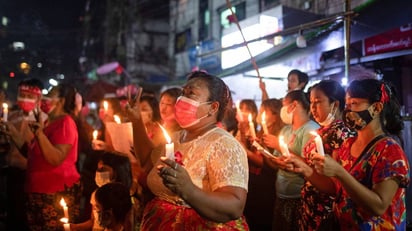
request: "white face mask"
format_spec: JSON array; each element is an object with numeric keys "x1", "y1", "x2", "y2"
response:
[
  {"x1": 318, "y1": 103, "x2": 336, "y2": 127},
  {"x1": 280, "y1": 105, "x2": 294, "y2": 125},
  {"x1": 95, "y1": 171, "x2": 111, "y2": 187}
]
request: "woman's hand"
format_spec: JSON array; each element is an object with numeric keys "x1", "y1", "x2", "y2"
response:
[
  {"x1": 157, "y1": 156, "x2": 194, "y2": 198},
  {"x1": 285, "y1": 154, "x2": 313, "y2": 177},
  {"x1": 312, "y1": 154, "x2": 343, "y2": 177},
  {"x1": 91, "y1": 139, "x2": 107, "y2": 151},
  {"x1": 125, "y1": 87, "x2": 143, "y2": 122},
  {"x1": 261, "y1": 133, "x2": 278, "y2": 149}
]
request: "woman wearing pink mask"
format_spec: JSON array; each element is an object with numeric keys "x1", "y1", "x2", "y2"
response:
[
  {"x1": 126, "y1": 71, "x2": 249, "y2": 230},
  {"x1": 5, "y1": 83, "x2": 81, "y2": 230}
]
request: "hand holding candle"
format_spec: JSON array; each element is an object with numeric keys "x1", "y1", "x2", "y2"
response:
[
  {"x1": 248, "y1": 113, "x2": 256, "y2": 139},
  {"x1": 60, "y1": 218, "x2": 70, "y2": 231},
  {"x1": 278, "y1": 135, "x2": 290, "y2": 157},
  {"x1": 2, "y1": 103, "x2": 8, "y2": 122},
  {"x1": 310, "y1": 131, "x2": 325, "y2": 156},
  {"x1": 159, "y1": 124, "x2": 174, "y2": 161},
  {"x1": 92, "y1": 130, "x2": 98, "y2": 141},
  {"x1": 261, "y1": 111, "x2": 268, "y2": 134}
]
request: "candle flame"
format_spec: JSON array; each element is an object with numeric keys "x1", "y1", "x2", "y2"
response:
[
  {"x1": 279, "y1": 135, "x2": 285, "y2": 143},
  {"x1": 60, "y1": 198, "x2": 67, "y2": 207},
  {"x1": 113, "y1": 115, "x2": 121, "y2": 124},
  {"x1": 159, "y1": 124, "x2": 171, "y2": 143},
  {"x1": 60, "y1": 217, "x2": 68, "y2": 224},
  {"x1": 2, "y1": 103, "x2": 8, "y2": 109},
  {"x1": 92, "y1": 130, "x2": 98, "y2": 140},
  {"x1": 248, "y1": 113, "x2": 253, "y2": 122},
  {"x1": 103, "y1": 101, "x2": 108, "y2": 111}
]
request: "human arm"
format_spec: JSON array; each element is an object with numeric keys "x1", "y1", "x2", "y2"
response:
[
  {"x1": 312, "y1": 147, "x2": 403, "y2": 216},
  {"x1": 259, "y1": 79, "x2": 269, "y2": 101},
  {"x1": 159, "y1": 157, "x2": 247, "y2": 223}
]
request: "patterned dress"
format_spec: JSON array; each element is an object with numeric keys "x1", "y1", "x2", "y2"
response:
[
  {"x1": 335, "y1": 136, "x2": 410, "y2": 231},
  {"x1": 141, "y1": 127, "x2": 250, "y2": 230},
  {"x1": 299, "y1": 120, "x2": 355, "y2": 230}
]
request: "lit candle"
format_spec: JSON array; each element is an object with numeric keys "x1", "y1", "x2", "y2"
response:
[
  {"x1": 60, "y1": 218, "x2": 70, "y2": 231},
  {"x1": 92, "y1": 130, "x2": 98, "y2": 141},
  {"x1": 59, "y1": 198, "x2": 69, "y2": 220},
  {"x1": 248, "y1": 113, "x2": 256, "y2": 139},
  {"x1": 113, "y1": 115, "x2": 121, "y2": 124},
  {"x1": 2, "y1": 103, "x2": 8, "y2": 122},
  {"x1": 103, "y1": 101, "x2": 108, "y2": 113},
  {"x1": 236, "y1": 100, "x2": 243, "y2": 122},
  {"x1": 159, "y1": 124, "x2": 174, "y2": 161},
  {"x1": 261, "y1": 111, "x2": 268, "y2": 134},
  {"x1": 310, "y1": 131, "x2": 325, "y2": 156},
  {"x1": 278, "y1": 135, "x2": 290, "y2": 157}
]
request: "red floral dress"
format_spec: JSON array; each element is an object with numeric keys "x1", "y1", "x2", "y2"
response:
[
  {"x1": 300, "y1": 120, "x2": 355, "y2": 230},
  {"x1": 335, "y1": 136, "x2": 410, "y2": 231}
]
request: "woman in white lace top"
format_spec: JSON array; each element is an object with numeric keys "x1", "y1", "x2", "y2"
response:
[{"x1": 126, "y1": 71, "x2": 250, "y2": 230}]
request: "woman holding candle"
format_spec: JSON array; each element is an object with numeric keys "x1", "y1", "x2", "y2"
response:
[
  {"x1": 262, "y1": 90, "x2": 319, "y2": 231},
  {"x1": 292, "y1": 79, "x2": 410, "y2": 230},
  {"x1": 126, "y1": 71, "x2": 249, "y2": 230},
  {"x1": 286, "y1": 80, "x2": 356, "y2": 230},
  {"x1": 243, "y1": 98, "x2": 284, "y2": 231},
  {"x1": 5, "y1": 83, "x2": 82, "y2": 229}
]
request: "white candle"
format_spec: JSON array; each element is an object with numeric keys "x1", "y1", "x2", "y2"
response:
[
  {"x1": 60, "y1": 218, "x2": 70, "y2": 231},
  {"x1": 103, "y1": 101, "x2": 108, "y2": 113},
  {"x1": 2, "y1": 103, "x2": 8, "y2": 122},
  {"x1": 59, "y1": 198, "x2": 69, "y2": 220},
  {"x1": 310, "y1": 131, "x2": 325, "y2": 156},
  {"x1": 261, "y1": 111, "x2": 268, "y2": 134},
  {"x1": 113, "y1": 115, "x2": 121, "y2": 124},
  {"x1": 278, "y1": 135, "x2": 290, "y2": 157},
  {"x1": 248, "y1": 113, "x2": 256, "y2": 139},
  {"x1": 92, "y1": 130, "x2": 98, "y2": 141},
  {"x1": 159, "y1": 124, "x2": 174, "y2": 161}
]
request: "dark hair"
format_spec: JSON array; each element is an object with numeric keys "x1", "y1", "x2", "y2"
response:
[
  {"x1": 140, "y1": 95, "x2": 161, "y2": 123},
  {"x1": 285, "y1": 90, "x2": 310, "y2": 112},
  {"x1": 311, "y1": 80, "x2": 346, "y2": 112},
  {"x1": 95, "y1": 182, "x2": 132, "y2": 224},
  {"x1": 240, "y1": 99, "x2": 258, "y2": 120},
  {"x1": 288, "y1": 69, "x2": 309, "y2": 88},
  {"x1": 346, "y1": 79, "x2": 403, "y2": 136},
  {"x1": 261, "y1": 98, "x2": 283, "y2": 135},
  {"x1": 98, "y1": 152, "x2": 132, "y2": 189},
  {"x1": 160, "y1": 87, "x2": 182, "y2": 101},
  {"x1": 53, "y1": 84, "x2": 77, "y2": 114},
  {"x1": 18, "y1": 78, "x2": 44, "y2": 90},
  {"x1": 186, "y1": 71, "x2": 230, "y2": 122}
]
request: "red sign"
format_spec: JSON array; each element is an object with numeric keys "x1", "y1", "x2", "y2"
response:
[{"x1": 364, "y1": 23, "x2": 412, "y2": 56}]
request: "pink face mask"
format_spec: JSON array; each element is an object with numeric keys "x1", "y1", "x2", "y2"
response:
[
  {"x1": 40, "y1": 97, "x2": 55, "y2": 114},
  {"x1": 17, "y1": 97, "x2": 37, "y2": 113},
  {"x1": 174, "y1": 96, "x2": 210, "y2": 128}
]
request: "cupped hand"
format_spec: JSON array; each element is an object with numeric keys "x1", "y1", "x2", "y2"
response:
[
  {"x1": 261, "y1": 133, "x2": 278, "y2": 149},
  {"x1": 312, "y1": 154, "x2": 342, "y2": 177},
  {"x1": 157, "y1": 156, "x2": 194, "y2": 198},
  {"x1": 285, "y1": 154, "x2": 313, "y2": 177},
  {"x1": 91, "y1": 139, "x2": 107, "y2": 150}
]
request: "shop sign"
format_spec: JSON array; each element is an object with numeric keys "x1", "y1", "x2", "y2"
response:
[{"x1": 364, "y1": 23, "x2": 412, "y2": 56}]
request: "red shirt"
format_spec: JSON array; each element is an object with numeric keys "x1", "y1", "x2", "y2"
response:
[{"x1": 26, "y1": 115, "x2": 80, "y2": 193}]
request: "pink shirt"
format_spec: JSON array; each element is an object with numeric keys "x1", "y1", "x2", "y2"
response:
[{"x1": 26, "y1": 115, "x2": 80, "y2": 193}]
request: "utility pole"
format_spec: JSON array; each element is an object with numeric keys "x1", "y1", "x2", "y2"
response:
[{"x1": 344, "y1": 0, "x2": 351, "y2": 82}]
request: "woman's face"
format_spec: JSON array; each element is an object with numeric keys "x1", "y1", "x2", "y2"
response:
[
  {"x1": 310, "y1": 88, "x2": 334, "y2": 123},
  {"x1": 140, "y1": 100, "x2": 154, "y2": 124},
  {"x1": 182, "y1": 78, "x2": 211, "y2": 119},
  {"x1": 159, "y1": 94, "x2": 176, "y2": 121},
  {"x1": 287, "y1": 73, "x2": 300, "y2": 91}
]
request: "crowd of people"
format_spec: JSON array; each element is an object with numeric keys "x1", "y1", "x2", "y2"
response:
[{"x1": 0, "y1": 69, "x2": 410, "y2": 231}]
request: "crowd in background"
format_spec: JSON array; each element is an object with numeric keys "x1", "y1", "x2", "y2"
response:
[{"x1": 0, "y1": 69, "x2": 409, "y2": 231}]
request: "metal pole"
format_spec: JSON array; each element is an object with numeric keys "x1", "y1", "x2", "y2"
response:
[{"x1": 344, "y1": 0, "x2": 351, "y2": 81}]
